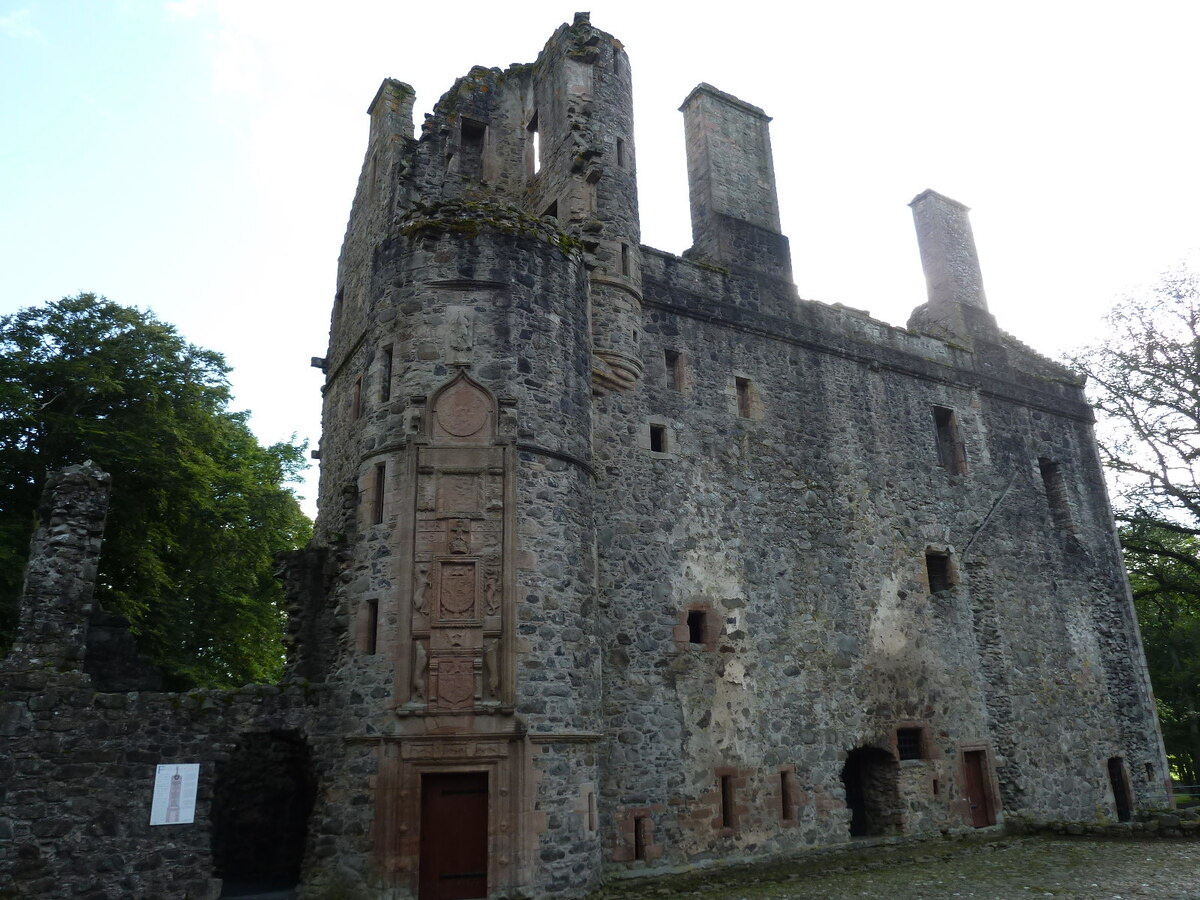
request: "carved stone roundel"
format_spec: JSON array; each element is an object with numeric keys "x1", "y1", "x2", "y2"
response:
[{"x1": 438, "y1": 382, "x2": 489, "y2": 437}]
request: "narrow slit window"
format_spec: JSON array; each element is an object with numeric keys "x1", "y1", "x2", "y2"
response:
[
  {"x1": 620, "y1": 243, "x2": 631, "y2": 277},
  {"x1": 649, "y1": 423, "x2": 667, "y2": 453},
  {"x1": 1039, "y1": 458, "x2": 1076, "y2": 532},
  {"x1": 926, "y1": 553, "x2": 951, "y2": 593},
  {"x1": 686, "y1": 609, "x2": 706, "y2": 645},
  {"x1": 932, "y1": 406, "x2": 967, "y2": 474},
  {"x1": 719, "y1": 775, "x2": 735, "y2": 829},
  {"x1": 367, "y1": 151, "x2": 379, "y2": 202},
  {"x1": 364, "y1": 599, "x2": 378, "y2": 655},
  {"x1": 372, "y1": 462, "x2": 386, "y2": 525},
  {"x1": 612, "y1": 44, "x2": 621, "y2": 74},
  {"x1": 633, "y1": 815, "x2": 648, "y2": 860},
  {"x1": 352, "y1": 374, "x2": 363, "y2": 419},
  {"x1": 379, "y1": 344, "x2": 393, "y2": 403},
  {"x1": 527, "y1": 111, "x2": 540, "y2": 175},
  {"x1": 587, "y1": 791, "x2": 597, "y2": 832},
  {"x1": 459, "y1": 118, "x2": 486, "y2": 177},
  {"x1": 780, "y1": 771, "x2": 795, "y2": 821},
  {"x1": 616, "y1": 137, "x2": 626, "y2": 168},
  {"x1": 334, "y1": 287, "x2": 344, "y2": 322},
  {"x1": 665, "y1": 349, "x2": 682, "y2": 390},
  {"x1": 736, "y1": 377, "x2": 753, "y2": 418},
  {"x1": 897, "y1": 727, "x2": 923, "y2": 760}
]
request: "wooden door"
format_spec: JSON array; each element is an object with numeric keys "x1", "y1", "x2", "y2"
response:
[
  {"x1": 963, "y1": 751, "x2": 994, "y2": 827},
  {"x1": 420, "y1": 772, "x2": 488, "y2": 900}
]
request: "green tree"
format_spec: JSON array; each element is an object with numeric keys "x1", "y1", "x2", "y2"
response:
[
  {"x1": 1076, "y1": 261, "x2": 1200, "y2": 779},
  {"x1": 0, "y1": 293, "x2": 311, "y2": 687}
]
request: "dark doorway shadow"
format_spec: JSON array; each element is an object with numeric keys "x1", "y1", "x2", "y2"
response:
[
  {"x1": 212, "y1": 731, "x2": 316, "y2": 898},
  {"x1": 841, "y1": 746, "x2": 901, "y2": 837}
]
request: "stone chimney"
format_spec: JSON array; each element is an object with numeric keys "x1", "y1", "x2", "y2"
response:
[
  {"x1": 907, "y1": 189, "x2": 999, "y2": 343},
  {"x1": 680, "y1": 83, "x2": 791, "y2": 279}
]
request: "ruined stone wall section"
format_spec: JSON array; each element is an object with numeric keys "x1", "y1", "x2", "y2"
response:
[{"x1": 5, "y1": 462, "x2": 110, "y2": 670}]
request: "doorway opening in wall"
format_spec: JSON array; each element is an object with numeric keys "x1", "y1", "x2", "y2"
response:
[
  {"x1": 1108, "y1": 757, "x2": 1134, "y2": 822},
  {"x1": 212, "y1": 731, "x2": 316, "y2": 898},
  {"x1": 420, "y1": 771, "x2": 489, "y2": 900},
  {"x1": 840, "y1": 746, "x2": 900, "y2": 837},
  {"x1": 962, "y1": 749, "x2": 996, "y2": 828}
]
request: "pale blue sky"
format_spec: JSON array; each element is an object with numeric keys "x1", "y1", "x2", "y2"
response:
[{"x1": 4, "y1": 2, "x2": 1199, "y2": 516}]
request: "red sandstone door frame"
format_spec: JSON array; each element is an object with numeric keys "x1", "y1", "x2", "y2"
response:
[
  {"x1": 959, "y1": 744, "x2": 998, "y2": 828},
  {"x1": 374, "y1": 738, "x2": 526, "y2": 898}
]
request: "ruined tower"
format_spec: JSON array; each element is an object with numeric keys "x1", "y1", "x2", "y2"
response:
[{"x1": 0, "y1": 14, "x2": 1171, "y2": 900}]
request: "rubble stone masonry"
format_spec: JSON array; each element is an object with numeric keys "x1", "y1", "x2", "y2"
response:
[{"x1": 0, "y1": 13, "x2": 1171, "y2": 900}]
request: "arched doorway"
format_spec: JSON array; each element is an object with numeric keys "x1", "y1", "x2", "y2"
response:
[
  {"x1": 841, "y1": 746, "x2": 901, "y2": 837},
  {"x1": 212, "y1": 731, "x2": 317, "y2": 897}
]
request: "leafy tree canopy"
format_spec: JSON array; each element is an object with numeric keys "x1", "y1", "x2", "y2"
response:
[
  {"x1": 1075, "y1": 262, "x2": 1200, "y2": 780},
  {"x1": 0, "y1": 293, "x2": 311, "y2": 688}
]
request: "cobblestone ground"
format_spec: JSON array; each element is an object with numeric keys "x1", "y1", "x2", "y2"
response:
[{"x1": 587, "y1": 837, "x2": 1200, "y2": 900}]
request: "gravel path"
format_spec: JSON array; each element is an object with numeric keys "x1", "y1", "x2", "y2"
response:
[{"x1": 587, "y1": 837, "x2": 1200, "y2": 900}]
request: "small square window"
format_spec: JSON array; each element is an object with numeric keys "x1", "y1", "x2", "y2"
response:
[{"x1": 897, "y1": 727, "x2": 923, "y2": 760}]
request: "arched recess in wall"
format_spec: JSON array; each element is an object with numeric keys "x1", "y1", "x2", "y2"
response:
[{"x1": 211, "y1": 730, "x2": 317, "y2": 895}]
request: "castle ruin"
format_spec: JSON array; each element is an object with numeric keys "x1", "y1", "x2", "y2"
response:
[{"x1": 0, "y1": 14, "x2": 1171, "y2": 900}]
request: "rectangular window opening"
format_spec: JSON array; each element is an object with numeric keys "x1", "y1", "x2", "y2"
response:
[
  {"x1": 612, "y1": 44, "x2": 621, "y2": 74},
  {"x1": 933, "y1": 406, "x2": 967, "y2": 474},
  {"x1": 616, "y1": 137, "x2": 626, "y2": 168},
  {"x1": 372, "y1": 462, "x2": 386, "y2": 525},
  {"x1": 932, "y1": 778, "x2": 940, "y2": 796},
  {"x1": 649, "y1": 423, "x2": 667, "y2": 454},
  {"x1": 780, "y1": 771, "x2": 795, "y2": 821},
  {"x1": 633, "y1": 815, "x2": 648, "y2": 860},
  {"x1": 686, "y1": 609, "x2": 706, "y2": 645},
  {"x1": 460, "y1": 118, "x2": 486, "y2": 177},
  {"x1": 736, "y1": 377, "x2": 753, "y2": 418},
  {"x1": 1145, "y1": 762, "x2": 1155, "y2": 783},
  {"x1": 368, "y1": 151, "x2": 379, "y2": 202},
  {"x1": 380, "y1": 344, "x2": 393, "y2": 403},
  {"x1": 620, "y1": 242, "x2": 631, "y2": 277},
  {"x1": 365, "y1": 599, "x2": 378, "y2": 655},
  {"x1": 926, "y1": 553, "x2": 951, "y2": 594},
  {"x1": 1038, "y1": 457, "x2": 1076, "y2": 532},
  {"x1": 719, "y1": 775, "x2": 735, "y2": 829},
  {"x1": 527, "y1": 111, "x2": 540, "y2": 175},
  {"x1": 352, "y1": 374, "x2": 364, "y2": 419},
  {"x1": 897, "y1": 727, "x2": 924, "y2": 760},
  {"x1": 665, "y1": 349, "x2": 682, "y2": 390}
]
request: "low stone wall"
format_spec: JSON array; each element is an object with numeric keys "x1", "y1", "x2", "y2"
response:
[{"x1": 1006, "y1": 808, "x2": 1200, "y2": 839}]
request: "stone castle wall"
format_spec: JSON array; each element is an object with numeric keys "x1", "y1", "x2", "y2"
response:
[{"x1": 0, "y1": 13, "x2": 1172, "y2": 900}]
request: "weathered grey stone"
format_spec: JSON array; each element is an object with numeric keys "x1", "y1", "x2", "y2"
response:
[{"x1": 0, "y1": 13, "x2": 1173, "y2": 900}]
